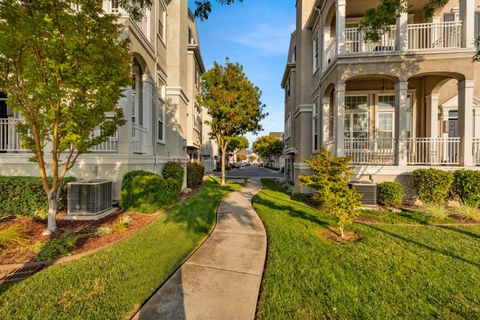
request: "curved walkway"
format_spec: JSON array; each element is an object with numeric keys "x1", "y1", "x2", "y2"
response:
[{"x1": 133, "y1": 180, "x2": 266, "y2": 320}]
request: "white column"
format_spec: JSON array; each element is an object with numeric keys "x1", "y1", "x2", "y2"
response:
[
  {"x1": 395, "y1": 82, "x2": 409, "y2": 165},
  {"x1": 396, "y1": 2, "x2": 408, "y2": 51},
  {"x1": 426, "y1": 94, "x2": 440, "y2": 138},
  {"x1": 336, "y1": 0, "x2": 346, "y2": 55},
  {"x1": 334, "y1": 83, "x2": 346, "y2": 157},
  {"x1": 118, "y1": 87, "x2": 133, "y2": 154},
  {"x1": 458, "y1": 80, "x2": 475, "y2": 166},
  {"x1": 142, "y1": 74, "x2": 154, "y2": 155},
  {"x1": 459, "y1": 0, "x2": 475, "y2": 48},
  {"x1": 321, "y1": 96, "x2": 330, "y2": 147}
]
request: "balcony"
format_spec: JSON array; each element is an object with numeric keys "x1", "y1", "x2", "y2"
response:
[
  {"x1": 132, "y1": 123, "x2": 148, "y2": 154},
  {"x1": 345, "y1": 137, "x2": 466, "y2": 166},
  {"x1": 0, "y1": 119, "x2": 24, "y2": 152}
]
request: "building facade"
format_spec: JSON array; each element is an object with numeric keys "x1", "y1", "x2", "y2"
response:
[
  {"x1": 0, "y1": 0, "x2": 214, "y2": 198},
  {"x1": 283, "y1": 0, "x2": 480, "y2": 192}
]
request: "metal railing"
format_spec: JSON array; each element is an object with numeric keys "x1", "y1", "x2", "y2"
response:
[
  {"x1": 408, "y1": 21, "x2": 462, "y2": 50},
  {"x1": 345, "y1": 26, "x2": 397, "y2": 53},
  {"x1": 406, "y1": 137, "x2": 460, "y2": 165},
  {"x1": 344, "y1": 138, "x2": 395, "y2": 165},
  {"x1": 132, "y1": 123, "x2": 148, "y2": 154},
  {"x1": 89, "y1": 131, "x2": 119, "y2": 153},
  {"x1": 473, "y1": 138, "x2": 480, "y2": 165},
  {"x1": 0, "y1": 118, "x2": 25, "y2": 152}
]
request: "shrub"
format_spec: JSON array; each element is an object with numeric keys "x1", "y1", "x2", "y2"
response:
[
  {"x1": 423, "y1": 204, "x2": 449, "y2": 221},
  {"x1": 120, "y1": 170, "x2": 181, "y2": 214},
  {"x1": 95, "y1": 226, "x2": 112, "y2": 237},
  {"x1": 377, "y1": 182, "x2": 404, "y2": 207},
  {"x1": 412, "y1": 169, "x2": 453, "y2": 205},
  {"x1": 35, "y1": 233, "x2": 85, "y2": 261},
  {"x1": 452, "y1": 170, "x2": 480, "y2": 207},
  {"x1": 162, "y1": 162, "x2": 184, "y2": 184},
  {"x1": 0, "y1": 176, "x2": 76, "y2": 219},
  {"x1": 300, "y1": 148, "x2": 362, "y2": 238},
  {"x1": 454, "y1": 204, "x2": 480, "y2": 222},
  {"x1": 0, "y1": 226, "x2": 29, "y2": 249},
  {"x1": 187, "y1": 163, "x2": 205, "y2": 188},
  {"x1": 113, "y1": 216, "x2": 133, "y2": 231}
]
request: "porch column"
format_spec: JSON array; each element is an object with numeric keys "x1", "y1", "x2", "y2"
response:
[
  {"x1": 336, "y1": 0, "x2": 346, "y2": 55},
  {"x1": 458, "y1": 80, "x2": 475, "y2": 166},
  {"x1": 142, "y1": 74, "x2": 154, "y2": 155},
  {"x1": 118, "y1": 87, "x2": 133, "y2": 154},
  {"x1": 321, "y1": 96, "x2": 330, "y2": 147},
  {"x1": 426, "y1": 94, "x2": 440, "y2": 138},
  {"x1": 459, "y1": 0, "x2": 475, "y2": 48},
  {"x1": 334, "y1": 82, "x2": 346, "y2": 157},
  {"x1": 396, "y1": 2, "x2": 408, "y2": 51},
  {"x1": 395, "y1": 81, "x2": 409, "y2": 165}
]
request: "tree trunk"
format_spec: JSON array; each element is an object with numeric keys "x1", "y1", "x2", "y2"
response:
[
  {"x1": 221, "y1": 145, "x2": 226, "y2": 186},
  {"x1": 44, "y1": 191, "x2": 58, "y2": 236},
  {"x1": 339, "y1": 224, "x2": 345, "y2": 239}
]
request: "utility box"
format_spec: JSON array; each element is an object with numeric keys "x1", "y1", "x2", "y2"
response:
[
  {"x1": 68, "y1": 179, "x2": 112, "y2": 216},
  {"x1": 350, "y1": 181, "x2": 377, "y2": 206}
]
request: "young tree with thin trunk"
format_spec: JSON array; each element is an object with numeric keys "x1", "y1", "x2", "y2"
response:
[
  {"x1": 0, "y1": 0, "x2": 131, "y2": 234},
  {"x1": 197, "y1": 60, "x2": 266, "y2": 185}
]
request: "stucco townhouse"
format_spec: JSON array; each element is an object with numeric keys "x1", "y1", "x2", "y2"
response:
[
  {"x1": 283, "y1": 0, "x2": 480, "y2": 193},
  {"x1": 0, "y1": 0, "x2": 219, "y2": 198}
]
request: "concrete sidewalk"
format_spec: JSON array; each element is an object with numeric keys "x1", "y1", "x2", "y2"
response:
[{"x1": 132, "y1": 180, "x2": 266, "y2": 320}]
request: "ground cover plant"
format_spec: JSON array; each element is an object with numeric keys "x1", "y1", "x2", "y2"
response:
[
  {"x1": 0, "y1": 179, "x2": 240, "y2": 319},
  {"x1": 254, "y1": 179, "x2": 480, "y2": 320}
]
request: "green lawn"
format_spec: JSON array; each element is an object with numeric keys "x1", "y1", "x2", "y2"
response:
[
  {"x1": 0, "y1": 179, "x2": 240, "y2": 319},
  {"x1": 253, "y1": 180, "x2": 480, "y2": 320}
]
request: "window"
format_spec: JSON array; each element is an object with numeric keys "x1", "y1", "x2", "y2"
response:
[
  {"x1": 158, "y1": 5, "x2": 165, "y2": 40},
  {"x1": 344, "y1": 95, "x2": 369, "y2": 141},
  {"x1": 313, "y1": 38, "x2": 319, "y2": 72},
  {"x1": 189, "y1": 28, "x2": 195, "y2": 45},
  {"x1": 291, "y1": 47, "x2": 296, "y2": 63},
  {"x1": 313, "y1": 100, "x2": 319, "y2": 151},
  {"x1": 345, "y1": 95, "x2": 369, "y2": 110},
  {"x1": 285, "y1": 113, "x2": 291, "y2": 139},
  {"x1": 195, "y1": 64, "x2": 200, "y2": 89},
  {"x1": 377, "y1": 95, "x2": 395, "y2": 110},
  {"x1": 157, "y1": 99, "x2": 165, "y2": 142},
  {"x1": 285, "y1": 76, "x2": 291, "y2": 100},
  {"x1": 475, "y1": 12, "x2": 480, "y2": 50},
  {"x1": 111, "y1": 0, "x2": 119, "y2": 14},
  {"x1": 376, "y1": 95, "x2": 395, "y2": 149}
]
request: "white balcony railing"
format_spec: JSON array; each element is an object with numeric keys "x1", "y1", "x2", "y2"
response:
[
  {"x1": 132, "y1": 123, "x2": 147, "y2": 154},
  {"x1": 89, "y1": 131, "x2": 119, "y2": 153},
  {"x1": 345, "y1": 26, "x2": 397, "y2": 54},
  {"x1": 344, "y1": 138, "x2": 395, "y2": 165},
  {"x1": 0, "y1": 118, "x2": 25, "y2": 152},
  {"x1": 473, "y1": 138, "x2": 480, "y2": 165},
  {"x1": 323, "y1": 39, "x2": 337, "y2": 70},
  {"x1": 406, "y1": 137, "x2": 460, "y2": 165},
  {"x1": 408, "y1": 21, "x2": 462, "y2": 50}
]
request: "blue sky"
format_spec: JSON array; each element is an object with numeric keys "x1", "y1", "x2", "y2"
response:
[{"x1": 188, "y1": 0, "x2": 296, "y2": 145}]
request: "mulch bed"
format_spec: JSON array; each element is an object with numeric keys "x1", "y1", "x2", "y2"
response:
[{"x1": 318, "y1": 228, "x2": 363, "y2": 244}]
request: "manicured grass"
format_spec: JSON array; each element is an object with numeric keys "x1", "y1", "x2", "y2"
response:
[
  {"x1": 358, "y1": 209, "x2": 458, "y2": 225},
  {"x1": 253, "y1": 179, "x2": 480, "y2": 320},
  {"x1": 0, "y1": 179, "x2": 240, "y2": 319}
]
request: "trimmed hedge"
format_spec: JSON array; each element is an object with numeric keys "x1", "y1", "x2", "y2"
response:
[
  {"x1": 120, "y1": 170, "x2": 181, "y2": 214},
  {"x1": 412, "y1": 169, "x2": 453, "y2": 205},
  {"x1": 0, "y1": 176, "x2": 76, "y2": 219},
  {"x1": 377, "y1": 182, "x2": 404, "y2": 207},
  {"x1": 187, "y1": 163, "x2": 205, "y2": 188},
  {"x1": 453, "y1": 170, "x2": 480, "y2": 207},
  {"x1": 162, "y1": 162, "x2": 184, "y2": 184}
]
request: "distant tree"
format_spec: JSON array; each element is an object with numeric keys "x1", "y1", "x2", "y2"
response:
[
  {"x1": 227, "y1": 136, "x2": 249, "y2": 153},
  {"x1": 300, "y1": 149, "x2": 362, "y2": 239},
  {"x1": 193, "y1": 0, "x2": 244, "y2": 20},
  {"x1": 253, "y1": 135, "x2": 284, "y2": 167},
  {"x1": 0, "y1": 0, "x2": 131, "y2": 234},
  {"x1": 237, "y1": 154, "x2": 247, "y2": 162},
  {"x1": 197, "y1": 60, "x2": 266, "y2": 185}
]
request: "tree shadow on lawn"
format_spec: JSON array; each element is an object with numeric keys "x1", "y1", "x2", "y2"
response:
[
  {"x1": 253, "y1": 196, "x2": 332, "y2": 228},
  {"x1": 435, "y1": 225, "x2": 480, "y2": 242},
  {"x1": 363, "y1": 224, "x2": 480, "y2": 268}
]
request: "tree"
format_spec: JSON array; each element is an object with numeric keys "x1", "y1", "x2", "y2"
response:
[
  {"x1": 360, "y1": 0, "x2": 479, "y2": 60},
  {"x1": 227, "y1": 136, "x2": 249, "y2": 153},
  {"x1": 193, "y1": 0, "x2": 243, "y2": 20},
  {"x1": 253, "y1": 135, "x2": 284, "y2": 167},
  {"x1": 197, "y1": 60, "x2": 266, "y2": 185},
  {"x1": 300, "y1": 149, "x2": 362, "y2": 239},
  {"x1": 0, "y1": 0, "x2": 131, "y2": 234}
]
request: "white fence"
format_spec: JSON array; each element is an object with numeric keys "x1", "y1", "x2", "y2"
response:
[
  {"x1": 408, "y1": 21, "x2": 462, "y2": 50},
  {"x1": 132, "y1": 123, "x2": 148, "y2": 154},
  {"x1": 345, "y1": 26, "x2": 397, "y2": 53},
  {"x1": 406, "y1": 137, "x2": 460, "y2": 165},
  {"x1": 344, "y1": 138, "x2": 395, "y2": 165},
  {"x1": 0, "y1": 119, "x2": 25, "y2": 152}
]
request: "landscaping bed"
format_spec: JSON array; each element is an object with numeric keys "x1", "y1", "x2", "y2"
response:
[
  {"x1": 253, "y1": 179, "x2": 480, "y2": 319},
  {"x1": 0, "y1": 179, "x2": 241, "y2": 319}
]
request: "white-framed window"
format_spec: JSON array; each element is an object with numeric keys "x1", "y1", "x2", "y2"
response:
[
  {"x1": 313, "y1": 37, "x2": 319, "y2": 72},
  {"x1": 312, "y1": 99, "x2": 319, "y2": 151},
  {"x1": 344, "y1": 95, "x2": 369, "y2": 142},
  {"x1": 158, "y1": 4, "x2": 166, "y2": 41},
  {"x1": 475, "y1": 12, "x2": 480, "y2": 50},
  {"x1": 285, "y1": 113, "x2": 292, "y2": 139},
  {"x1": 111, "y1": 0, "x2": 119, "y2": 13},
  {"x1": 157, "y1": 99, "x2": 165, "y2": 143},
  {"x1": 376, "y1": 94, "x2": 396, "y2": 149}
]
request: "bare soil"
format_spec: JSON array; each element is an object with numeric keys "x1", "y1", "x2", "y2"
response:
[{"x1": 319, "y1": 228, "x2": 363, "y2": 244}]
